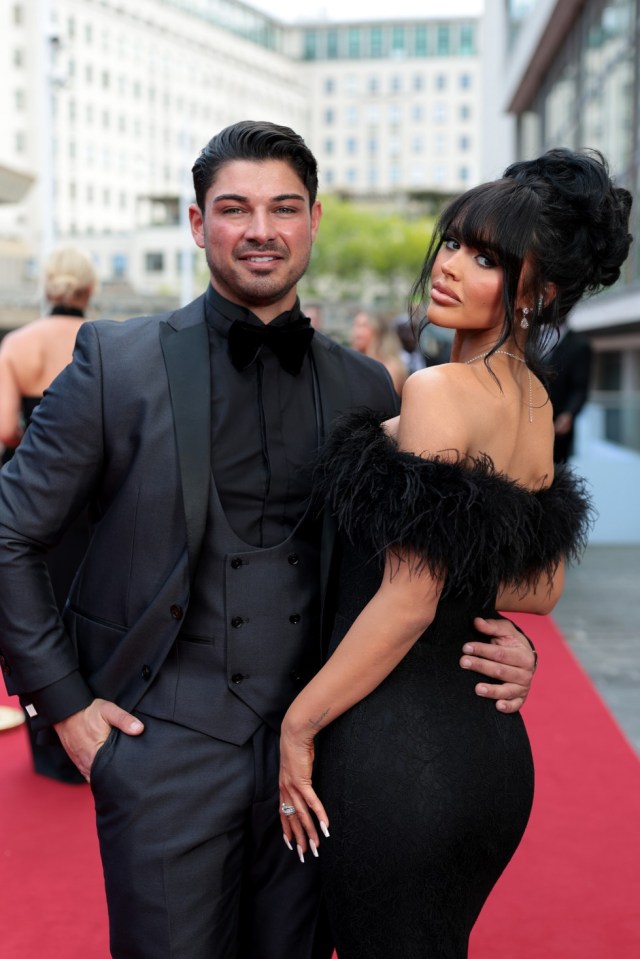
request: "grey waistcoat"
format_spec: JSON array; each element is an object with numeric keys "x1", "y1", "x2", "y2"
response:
[{"x1": 138, "y1": 473, "x2": 322, "y2": 745}]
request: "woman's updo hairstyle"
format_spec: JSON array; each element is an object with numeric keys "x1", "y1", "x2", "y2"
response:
[
  {"x1": 44, "y1": 245, "x2": 98, "y2": 307},
  {"x1": 504, "y1": 147, "x2": 632, "y2": 316},
  {"x1": 410, "y1": 148, "x2": 632, "y2": 378}
]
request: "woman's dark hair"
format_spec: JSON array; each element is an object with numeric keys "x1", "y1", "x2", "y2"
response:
[
  {"x1": 410, "y1": 148, "x2": 632, "y2": 377},
  {"x1": 192, "y1": 120, "x2": 319, "y2": 212}
]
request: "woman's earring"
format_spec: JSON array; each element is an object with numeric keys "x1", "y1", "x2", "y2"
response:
[
  {"x1": 537, "y1": 294, "x2": 545, "y2": 314},
  {"x1": 520, "y1": 307, "x2": 530, "y2": 330}
]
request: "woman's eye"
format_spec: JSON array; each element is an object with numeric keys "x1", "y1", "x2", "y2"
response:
[
  {"x1": 443, "y1": 237, "x2": 460, "y2": 251},
  {"x1": 477, "y1": 253, "x2": 496, "y2": 268}
]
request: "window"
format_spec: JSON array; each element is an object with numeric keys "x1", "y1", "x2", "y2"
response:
[
  {"x1": 324, "y1": 138, "x2": 334, "y2": 155},
  {"x1": 13, "y1": 48, "x2": 24, "y2": 67},
  {"x1": 346, "y1": 168, "x2": 357, "y2": 185},
  {"x1": 324, "y1": 168, "x2": 334, "y2": 185},
  {"x1": 345, "y1": 74, "x2": 358, "y2": 95},
  {"x1": 390, "y1": 74, "x2": 402, "y2": 94},
  {"x1": 367, "y1": 167, "x2": 378, "y2": 187},
  {"x1": 13, "y1": 4, "x2": 23, "y2": 26},
  {"x1": 324, "y1": 108, "x2": 335, "y2": 124},
  {"x1": 460, "y1": 24, "x2": 475, "y2": 55},
  {"x1": 389, "y1": 103, "x2": 401, "y2": 123},
  {"x1": 348, "y1": 28, "x2": 360, "y2": 57},
  {"x1": 459, "y1": 103, "x2": 472, "y2": 120},
  {"x1": 459, "y1": 73, "x2": 472, "y2": 90},
  {"x1": 324, "y1": 77, "x2": 335, "y2": 94},
  {"x1": 413, "y1": 73, "x2": 424, "y2": 92},
  {"x1": 346, "y1": 137, "x2": 357, "y2": 155},
  {"x1": 327, "y1": 29, "x2": 339, "y2": 58},
  {"x1": 370, "y1": 27, "x2": 383, "y2": 57},
  {"x1": 437, "y1": 26, "x2": 450, "y2": 55},
  {"x1": 392, "y1": 27, "x2": 405, "y2": 54},
  {"x1": 345, "y1": 105, "x2": 358, "y2": 125},
  {"x1": 304, "y1": 31, "x2": 317, "y2": 60},
  {"x1": 145, "y1": 252, "x2": 164, "y2": 273},
  {"x1": 459, "y1": 166, "x2": 470, "y2": 183},
  {"x1": 434, "y1": 102, "x2": 447, "y2": 123},
  {"x1": 15, "y1": 131, "x2": 26, "y2": 152},
  {"x1": 412, "y1": 137, "x2": 423, "y2": 154},
  {"x1": 412, "y1": 104, "x2": 423, "y2": 122},
  {"x1": 15, "y1": 89, "x2": 25, "y2": 110},
  {"x1": 112, "y1": 254, "x2": 127, "y2": 278},
  {"x1": 102, "y1": 71, "x2": 110, "y2": 89},
  {"x1": 85, "y1": 64, "x2": 93, "y2": 83},
  {"x1": 368, "y1": 75, "x2": 379, "y2": 94},
  {"x1": 435, "y1": 73, "x2": 447, "y2": 91},
  {"x1": 459, "y1": 135, "x2": 471, "y2": 151},
  {"x1": 368, "y1": 138, "x2": 378, "y2": 155},
  {"x1": 415, "y1": 26, "x2": 428, "y2": 57}
]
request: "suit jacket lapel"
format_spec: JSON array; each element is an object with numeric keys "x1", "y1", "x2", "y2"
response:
[{"x1": 159, "y1": 297, "x2": 211, "y2": 579}]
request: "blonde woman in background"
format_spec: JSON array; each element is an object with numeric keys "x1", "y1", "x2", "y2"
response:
[
  {"x1": 0, "y1": 245, "x2": 97, "y2": 783},
  {"x1": 350, "y1": 308, "x2": 408, "y2": 395}
]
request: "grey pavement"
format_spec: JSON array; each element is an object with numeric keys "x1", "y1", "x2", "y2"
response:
[{"x1": 551, "y1": 544, "x2": 640, "y2": 755}]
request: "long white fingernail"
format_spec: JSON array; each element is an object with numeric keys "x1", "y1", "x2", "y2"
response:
[
  {"x1": 320, "y1": 821, "x2": 330, "y2": 838},
  {"x1": 283, "y1": 835, "x2": 293, "y2": 851},
  {"x1": 297, "y1": 845, "x2": 305, "y2": 863},
  {"x1": 309, "y1": 840, "x2": 319, "y2": 858}
]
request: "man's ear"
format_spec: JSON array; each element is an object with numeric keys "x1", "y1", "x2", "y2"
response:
[{"x1": 189, "y1": 203, "x2": 205, "y2": 249}]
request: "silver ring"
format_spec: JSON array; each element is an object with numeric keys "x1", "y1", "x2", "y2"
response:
[{"x1": 281, "y1": 802, "x2": 296, "y2": 817}]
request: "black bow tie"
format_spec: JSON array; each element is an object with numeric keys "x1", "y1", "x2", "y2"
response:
[{"x1": 227, "y1": 318, "x2": 314, "y2": 375}]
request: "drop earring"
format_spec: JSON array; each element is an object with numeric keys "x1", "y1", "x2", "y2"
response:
[
  {"x1": 537, "y1": 294, "x2": 545, "y2": 314},
  {"x1": 520, "y1": 307, "x2": 530, "y2": 330}
]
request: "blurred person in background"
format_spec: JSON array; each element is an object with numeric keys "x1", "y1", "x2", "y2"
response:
[
  {"x1": 546, "y1": 320, "x2": 593, "y2": 463},
  {"x1": 0, "y1": 245, "x2": 97, "y2": 783},
  {"x1": 350, "y1": 308, "x2": 408, "y2": 395}
]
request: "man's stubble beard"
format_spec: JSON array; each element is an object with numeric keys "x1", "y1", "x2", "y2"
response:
[{"x1": 205, "y1": 246, "x2": 312, "y2": 310}]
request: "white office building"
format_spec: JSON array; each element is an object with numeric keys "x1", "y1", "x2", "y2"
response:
[{"x1": 0, "y1": 1, "x2": 481, "y2": 308}]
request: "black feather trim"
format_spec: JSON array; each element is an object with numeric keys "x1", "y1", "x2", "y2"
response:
[{"x1": 314, "y1": 408, "x2": 594, "y2": 602}]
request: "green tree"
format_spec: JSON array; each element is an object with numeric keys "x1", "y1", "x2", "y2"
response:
[{"x1": 303, "y1": 196, "x2": 435, "y2": 306}]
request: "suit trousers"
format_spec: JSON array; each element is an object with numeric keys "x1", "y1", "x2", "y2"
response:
[{"x1": 90, "y1": 714, "x2": 330, "y2": 959}]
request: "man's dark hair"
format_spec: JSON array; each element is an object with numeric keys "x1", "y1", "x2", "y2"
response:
[{"x1": 192, "y1": 120, "x2": 319, "y2": 212}]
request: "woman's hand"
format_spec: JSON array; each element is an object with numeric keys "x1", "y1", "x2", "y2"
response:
[{"x1": 279, "y1": 720, "x2": 330, "y2": 863}]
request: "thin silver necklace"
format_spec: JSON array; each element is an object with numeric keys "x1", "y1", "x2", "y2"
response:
[{"x1": 465, "y1": 349, "x2": 533, "y2": 423}]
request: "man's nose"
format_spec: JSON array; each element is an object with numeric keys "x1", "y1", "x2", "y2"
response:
[{"x1": 244, "y1": 210, "x2": 274, "y2": 243}]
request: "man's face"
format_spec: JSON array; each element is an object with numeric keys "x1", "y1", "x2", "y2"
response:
[{"x1": 189, "y1": 159, "x2": 322, "y2": 322}]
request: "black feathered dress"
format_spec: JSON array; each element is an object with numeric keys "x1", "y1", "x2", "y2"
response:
[{"x1": 313, "y1": 409, "x2": 592, "y2": 959}]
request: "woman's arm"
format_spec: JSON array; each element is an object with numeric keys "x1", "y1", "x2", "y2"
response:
[
  {"x1": 279, "y1": 549, "x2": 442, "y2": 857},
  {"x1": 0, "y1": 347, "x2": 23, "y2": 448},
  {"x1": 496, "y1": 558, "x2": 565, "y2": 615}
]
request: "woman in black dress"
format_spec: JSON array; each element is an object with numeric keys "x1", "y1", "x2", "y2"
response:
[{"x1": 278, "y1": 149, "x2": 632, "y2": 957}]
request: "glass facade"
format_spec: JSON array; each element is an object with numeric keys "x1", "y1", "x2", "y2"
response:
[
  {"x1": 301, "y1": 20, "x2": 476, "y2": 61},
  {"x1": 511, "y1": 0, "x2": 640, "y2": 454},
  {"x1": 515, "y1": 0, "x2": 639, "y2": 289}
]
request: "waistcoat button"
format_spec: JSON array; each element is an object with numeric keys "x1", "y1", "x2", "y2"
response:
[
  {"x1": 231, "y1": 616, "x2": 244, "y2": 628},
  {"x1": 231, "y1": 673, "x2": 244, "y2": 684},
  {"x1": 230, "y1": 558, "x2": 243, "y2": 569},
  {"x1": 289, "y1": 614, "x2": 301, "y2": 625},
  {"x1": 141, "y1": 664, "x2": 152, "y2": 680},
  {"x1": 170, "y1": 604, "x2": 183, "y2": 620},
  {"x1": 287, "y1": 553, "x2": 300, "y2": 566}
]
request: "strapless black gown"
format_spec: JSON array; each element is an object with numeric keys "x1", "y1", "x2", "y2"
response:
[{"x1": 314, "y1": 410, "x2": 592, "y2": 959}]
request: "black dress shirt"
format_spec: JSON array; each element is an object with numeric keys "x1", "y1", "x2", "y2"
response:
[{"x1": 204, "y1": 285, "x2": 318, "y2": 549}]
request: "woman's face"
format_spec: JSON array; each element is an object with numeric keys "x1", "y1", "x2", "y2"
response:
[
  {"x1": 350, "y1": 311, "x2": 375, "y2": 352},
  {"x1": 427, "y1": 237, "x2": 505, "y2": 335}
]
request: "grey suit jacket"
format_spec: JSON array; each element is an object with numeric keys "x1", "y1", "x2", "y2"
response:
[{"x1": 0, "y1": 294, "x2": 398, "y2": 728}]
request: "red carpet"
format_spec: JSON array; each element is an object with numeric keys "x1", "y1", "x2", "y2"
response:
[{"x1": 1, "y1": 614, "x2": 639, "y2": 958}]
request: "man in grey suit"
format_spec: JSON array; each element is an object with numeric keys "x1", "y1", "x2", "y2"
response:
[{"x1": 0, "y1": 122, "x2": 537, "y2": 959}]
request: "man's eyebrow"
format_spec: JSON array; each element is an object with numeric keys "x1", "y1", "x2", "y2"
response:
[{"x1": 212, "y1": 193, "x2": 306, "y2": 203}]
